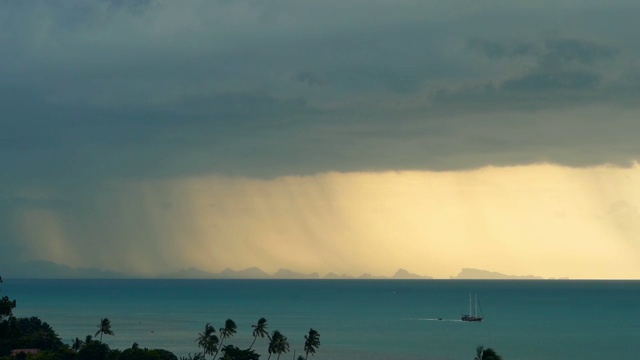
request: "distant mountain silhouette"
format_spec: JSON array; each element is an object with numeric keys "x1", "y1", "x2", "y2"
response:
[
  {"x1": 273, "y1": 268, "x2": 320, "y2": 279},
  {"x1": 4, "y1": 261, "x2": 444, "y2": 280},
  {"x1": 391, "y1": 268, "x2": 433, "y2": 279},
  {"x1": 218, "y1": 267, "x2": 271, "y2": 279},
  {"x1": 452, "y1": 268, "x2": 544, "y2": 280},
  {"x1": 2, "y1": 260, "x2": 128, "y2": 279},
  {"x1": 358, "y1": 273, "x2": 387, "y2": 279},
  {"x1": 323, "y1": 272, "x2": 356, "y2": 279},
  {"x1": 157, "y1": 267, "x2": 272, "y2": 279},
  {"x1": 157, "y1": 267, "x2": 216, "y2": 279}
]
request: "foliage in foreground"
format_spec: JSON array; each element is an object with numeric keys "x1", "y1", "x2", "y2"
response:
[
  {"x1": 0, "y1": 315, "x2": 65, "y2": 356},
  {"x1": 476, "y1": 345, "x2": 503, "y2": 360},
  {"x1": 1, "y1": 276, "x2": 323, "y2": 360},
  {"x1": 220, "y1": 346, "x2": 259, "y2": 360}
]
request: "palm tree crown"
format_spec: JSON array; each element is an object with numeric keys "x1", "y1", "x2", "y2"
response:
[
  {"x1": 95, "y1": 318, "x2": 115, "y2": 342},
  {"x1": 196, "y1": 323, "x2": 219, "y2": 359},
  {"x1": 267, "y1": 330, "x2": 290, "y2": 360},
  {"x1": 249, "y1": 317, "x2": 269, "y2": 350},
  {"x1": 219, "y1": 319, "x2": 237, "y2": 340},
  {"x1": 303, "y1": 328, "x2": 320, "y2": 359},
  {"x1": 213, "y1": 319, "x2": 236, "y2": 360}
]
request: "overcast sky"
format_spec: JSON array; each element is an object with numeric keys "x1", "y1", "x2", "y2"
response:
[{"x1": 2, "y1": 1, "x2": 640, "y2": 278}]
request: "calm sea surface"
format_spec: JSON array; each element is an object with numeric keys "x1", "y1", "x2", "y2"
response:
[{"x1": 3, "y1": 279, "x2": 640, "y2": 360}]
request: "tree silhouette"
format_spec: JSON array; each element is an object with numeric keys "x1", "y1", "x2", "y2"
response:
[
  {"x1": 249, "y1": 318, "x2": 268, "y2": 350},
  {"x1": 0, "y1": 277, "x2": 17, "y2": 321},
  {"x1": 95, "y1": 318, "x2": 114, "y2": 342},
  {"x1": 71, "y1": 337, "x2": 84, "y2": 351},
  {"x1": 196, "y1": 323, "x2": 219, "y2": 360},
  {"x1": 476, "y1": 346, "x2": 502, "y2": 360},
  {"x1": 213, "y1": 319, "x2": 237, "y2": 360},
  {"x1": 267, "y1": 330, "x2": 290, "y2": 360},
  {"x1": 77, "y1": 340, "x2": 110, "y2": 360},
  {"x1": 303, "y1": 328, "x2": 320, "y2": 359},
  {"x1": 220, "y1": 345, "x2": 260, "y2": 360}
]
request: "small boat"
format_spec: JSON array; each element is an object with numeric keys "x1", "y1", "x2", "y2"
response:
[{"x1": 461, "y1": 293, "x2": 483, "y2": 322}]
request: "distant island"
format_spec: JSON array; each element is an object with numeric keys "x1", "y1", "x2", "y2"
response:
[
  {"x1": 451, "y1": 268, "x2": 547, "y2": 280},
  {"x1": 160, "y1": 267, "x2": 434, "y2": 280},
  {"x1": 2, "y1": 260, "x2": 562, "y2": 279},
  {"x1": 1, "y1": 260, "x2": 129, "y2": 279}
]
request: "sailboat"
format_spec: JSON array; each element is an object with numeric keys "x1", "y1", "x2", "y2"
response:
[{"x1": 461, "y1": 293, "x2": 483, "y2": 322}]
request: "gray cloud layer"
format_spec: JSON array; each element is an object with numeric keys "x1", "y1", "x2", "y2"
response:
[{"x1": 2, "y1": 1, "x2": 640, "y2": 186}]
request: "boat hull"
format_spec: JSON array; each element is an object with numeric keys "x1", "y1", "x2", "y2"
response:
[{"x1": 461, "y1": 315, "x2": 483, "y2": 322}]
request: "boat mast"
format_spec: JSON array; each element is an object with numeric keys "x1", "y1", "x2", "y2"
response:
[
  {"x1": 474, "y1": 293, "x2": 478, "y2": 317},
  {"x1": 469, "y1": 293, "x2": 472, "y2": 316}
]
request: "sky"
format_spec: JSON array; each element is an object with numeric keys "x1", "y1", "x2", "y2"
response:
[{"x1": 2, "y1": 0, "x2": 640, "y2": 279}]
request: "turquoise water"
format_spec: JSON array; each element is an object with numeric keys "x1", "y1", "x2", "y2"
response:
[{"x1": 3, "y1": 279, "x2": 640, "y2": 360}]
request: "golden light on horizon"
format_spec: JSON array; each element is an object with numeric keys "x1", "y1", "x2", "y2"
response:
[{"x1": 13, "y1": 163, "x2": 640, "y2": 279}]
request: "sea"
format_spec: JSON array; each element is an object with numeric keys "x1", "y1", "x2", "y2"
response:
[{"x1": 3, "y1": 279, "x2": 640, "y2": 360}]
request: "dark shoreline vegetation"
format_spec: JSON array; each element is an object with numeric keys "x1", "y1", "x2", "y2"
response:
[
  {"x1": 1, "y1": 276, "x2": 502, "y2": 359},
  {"x1": 0, "y1": 276, "x2": 322, "y2": 360}
]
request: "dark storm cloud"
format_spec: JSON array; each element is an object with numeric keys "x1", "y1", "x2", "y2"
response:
[
  {"x1": 1, "y1": 0, "x2": 640, "y2": 187},
  {"x1": 544, "y1": 38, "x2": 616, "y2": 64},
  {"x1": 1, "y1": 89, "x2": 319, "y2": 186},
  {"x1": 295, "y1": 71, "x2": 325, "y2": 87},
  {"x1": 500, "y1": 38, "x2": 616, "y2": 92},
  {"x1": 434, "y1": 36, "x2": 635, "y2": 112},
  {"x1": 467, "y1": 38, "x2": 534, "y2": 58}
]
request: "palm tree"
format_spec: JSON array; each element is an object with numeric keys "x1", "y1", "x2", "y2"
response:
[
  {"x1": 213, "y1": 319, "x2": 237, "y2": 360},
  {"x1": 95, "y1": 318, "x2": 115, "y2": 342},
  {"x1": 303, "y1": 328, "x2": 320, "y2": 359},
  {"x1": 196, "y1": 323, "x2": 219, "y2": 360},
  {"x1": 249, "y1": 317, "x2": 268, "y2": 350},
  {"x1": 267, "y1": 330, "x2": 289, "y2": 360},
  {"x1": 71, "y1": 337, "x2": 84, "y2": 351}
]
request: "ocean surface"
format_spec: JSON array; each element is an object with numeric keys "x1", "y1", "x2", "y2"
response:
[{"x1": 3, "y1": 279, "x2": 640, "y2": 360}]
